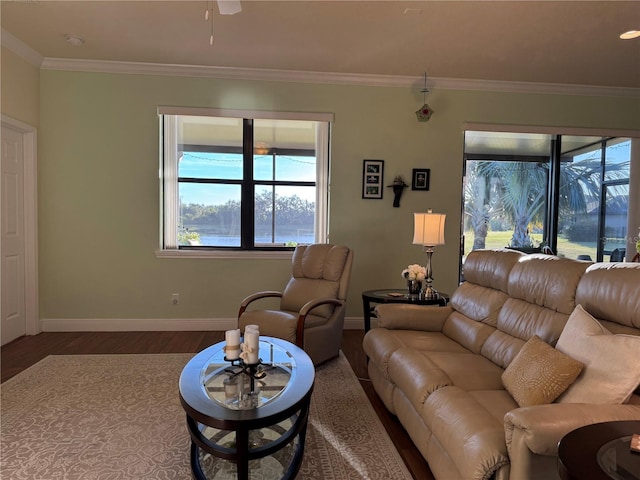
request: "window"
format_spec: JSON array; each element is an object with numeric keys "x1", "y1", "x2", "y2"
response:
[
  {"x1": 462, "y1": 131, "x2": 631, "y2": 262},
  {"x1": 557, "y1": 137, "x2": 630, "y2": 261},
  {"x1": 159, "y1": 108, "x2": 332, "y2": 254}
]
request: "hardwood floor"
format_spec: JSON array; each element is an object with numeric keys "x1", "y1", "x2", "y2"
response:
[{"x1": 1, "y1": 329, "x2": 434, "y2": 480}]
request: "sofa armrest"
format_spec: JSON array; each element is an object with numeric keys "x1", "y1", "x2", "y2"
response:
[
  {"x1": 504, "y1": 403, "x2": 640, "y2": 479},
  {"x1": 375, "y1": 304, "x2": 453, "y2": 331},
  {"x1": 505, "y1": 403, "x2": 640, "y2": 456}
]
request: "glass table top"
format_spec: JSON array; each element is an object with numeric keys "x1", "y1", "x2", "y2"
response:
[
  {"x1": 200, "y1": 339, "x2": 295, "y2": 410},
  {"x1": 597, "y1": 435, "x2": 640, "y2": 480}
]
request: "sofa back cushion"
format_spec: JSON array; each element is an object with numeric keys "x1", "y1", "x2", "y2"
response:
[
  {"x1": 461, "y1": 248, "x2": 524, "y2": 292},
  {"x1": 575, "y1": 262, "x2": 640, "y2": 334},
  {"x1": 481, "y1": 254, "x2": 589, "y2": 368},
  {"x1": 444, "y1": 249, "x2": 523, "y2": 353}
]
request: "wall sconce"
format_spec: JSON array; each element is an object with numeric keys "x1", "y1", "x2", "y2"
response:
[{"x1": 388, "y1": 176, "x2": 408, "y2": 207}]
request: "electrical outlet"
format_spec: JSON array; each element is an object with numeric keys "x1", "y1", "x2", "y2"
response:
[{"x1": 172, "y1": 293, "x2": 179, "y2": 305}]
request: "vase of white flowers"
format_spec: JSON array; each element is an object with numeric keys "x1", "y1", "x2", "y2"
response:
[
  {"x1": 402, "y1": 264, "x2": 426, "y2": 296},
  {"x1": 407, "y1": 279, "x2": 422, "y2": 295}
]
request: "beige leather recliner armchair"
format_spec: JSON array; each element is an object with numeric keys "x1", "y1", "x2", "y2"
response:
[{"x1": 238, "y1": 244, "x2": 353, "y2": 365}]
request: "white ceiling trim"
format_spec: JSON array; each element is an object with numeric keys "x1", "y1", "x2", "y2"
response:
[
  {"x1": 38, "y1": 57, "x2": 640, "y2": 98},
  {"x1": 1, "y1": 28, "x2": 43, "y2": 67},
  {"x1": 40, "y1": 57, "x2": 419, "y2": 87},
  {"x1": 434, "y1": 77, "x2": 640, "y2": 99},
  {"x1": 3, "y1": 27, "x2": 638, "y2": 98}
]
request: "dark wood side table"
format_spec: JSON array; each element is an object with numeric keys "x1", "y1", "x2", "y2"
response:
[
  {"x1": 362, "y1": 289, "x2": 449, "y2": 332},
  {"x1": 558, "y1": 420, "x2": 640, "y2": 480}
]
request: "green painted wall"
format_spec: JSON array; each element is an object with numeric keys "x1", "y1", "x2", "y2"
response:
[
  {"x1": 37, "y1": 69, "x2": 640, "y2": 321},
  {"x1": 1, "y1": 46, "x2": 39, "y2": 126}
]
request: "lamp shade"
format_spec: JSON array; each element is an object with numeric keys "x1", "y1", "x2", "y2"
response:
[{"x1": 413, "y1": 211, "x2": 446, "y2": 246}]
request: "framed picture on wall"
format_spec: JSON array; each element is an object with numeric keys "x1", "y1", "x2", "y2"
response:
[
  {"x1": 363, "y1": 159, "x2": 384, "y2": 199},
  {"x1": 412, "y1": 168, "x2": 430, "y2": 191}
]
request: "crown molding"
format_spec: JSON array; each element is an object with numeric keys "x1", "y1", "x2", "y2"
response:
[
  {"x1": 431, "y1": 77, "x2": 640, "y2": 98},
  {"x1": 39, "y1": 57, "x2": 640, "y2": 98},
  {"x1": 40, "y1": 57, "x2": 420, "y2": 87},
  {"x1": 1, "y1": 27, "x2": 636, "y2": 98},
  {"x1": 1, "y1": 28, "x2": 43, "y2": 66}
]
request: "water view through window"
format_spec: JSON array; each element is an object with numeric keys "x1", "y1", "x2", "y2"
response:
[{"x1": 178, "y1": 148, "x2": 317, "y2": 247}]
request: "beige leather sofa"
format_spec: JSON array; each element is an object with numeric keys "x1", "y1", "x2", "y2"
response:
[{"x1": 363, "y1": 249, "x2": 640, "y2": 480}]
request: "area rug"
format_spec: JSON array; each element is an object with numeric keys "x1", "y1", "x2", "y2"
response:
[{"x1": 1, "y1": 352, "x2": 412, "y2": 480}]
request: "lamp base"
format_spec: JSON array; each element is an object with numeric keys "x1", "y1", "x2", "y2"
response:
[{"x1": 423, "y1": 285, "x2": 440, "y2": 301}]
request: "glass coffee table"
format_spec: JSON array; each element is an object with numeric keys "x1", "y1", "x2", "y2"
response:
[{"x1": 179, "y1": 337, "x2": 315, "y2": 480}]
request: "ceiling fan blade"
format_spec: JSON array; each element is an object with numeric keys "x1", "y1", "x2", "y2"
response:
[{"x1": 217, "y1": 0, "x2": 242, "y2": 15}]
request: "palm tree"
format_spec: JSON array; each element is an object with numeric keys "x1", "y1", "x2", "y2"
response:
[
  {"x1": 464, "y1": 156, "x2": 628, "y2": 250},
  {"x1": 465, "y1": 161, "x2": 547, "y2": 249},
  {"x1": 464, "y1": 162, "x2": 497, "y2": 250}
]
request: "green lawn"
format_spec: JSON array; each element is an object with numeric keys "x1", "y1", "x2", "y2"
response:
[{"x1": 463, "y1": 231, "x2": 598, "y2": 260}]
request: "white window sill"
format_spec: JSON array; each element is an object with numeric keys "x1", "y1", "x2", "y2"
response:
[{"x1": 155, "y1": 249, "x2": 294, "y2": 260}]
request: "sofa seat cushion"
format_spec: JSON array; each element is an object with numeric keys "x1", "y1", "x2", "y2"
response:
[
  {"x1": 386, "y1": 329, "x2": 470, "y2": 353},
  {"x1": 469, "y1": 390, "x2": 519, "y2": 424},
  {"x1": 388, "y1": 348, "x2": 453, "y2": 411},
  {"x1": 368, "y1": 361, "x2": 397, "y2": 414},
  {"x1": 363, "y1": 328, "x2": 469, "y2": 380},
  {"x1": 422, "y1": 386, "x2": 510, "y2": 480},
  {"x1": 362, "y1": 328, "x2": 404, "y2": 380},
  {"x1": 427, "y1": 352, "x2": 506, "y2": 391}
]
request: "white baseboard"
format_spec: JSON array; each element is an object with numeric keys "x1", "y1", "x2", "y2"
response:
[
  {"x1": 41, "y1": 317, "x2": 237, "y2": 332},
  {"x1": 41, "y1": 316, "x2": 366, "y2": 332}
]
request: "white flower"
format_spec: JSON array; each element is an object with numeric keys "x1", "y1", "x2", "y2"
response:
[{"x1": 402, "y1": 264, "x2": 426, "y2": 281}]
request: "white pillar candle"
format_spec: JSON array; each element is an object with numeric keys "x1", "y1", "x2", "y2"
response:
[
  {"x1": 224, "y1": 329, "x2": 241, "y2": 360},
  {"x1": 244, "y1": 328, "x2": 260, "y2": 364}
]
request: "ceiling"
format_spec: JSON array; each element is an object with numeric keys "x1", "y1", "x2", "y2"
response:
[{"x1": 2, "y1": 0, "x2": 640, "y2": 90}]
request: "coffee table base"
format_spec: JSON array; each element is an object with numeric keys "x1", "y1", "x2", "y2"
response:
[
  {"x1": 180, "y1": 338, "x2": 315, "y2": 480},
  {"x1": 187, "y1": 404, "x2": 310, "y2": 480},
  {"x1": 191, "y1": 438, "x2": 306, "y2": 480}
]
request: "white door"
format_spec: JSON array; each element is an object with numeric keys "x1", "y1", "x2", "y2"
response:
[{"x1": 1, "y1": 125, "x2": 26, "y2": 345}]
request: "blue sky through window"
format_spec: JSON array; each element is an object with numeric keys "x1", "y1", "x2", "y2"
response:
[{"x1": 179, "y1": 152, "x2": 316, "y2": 205}]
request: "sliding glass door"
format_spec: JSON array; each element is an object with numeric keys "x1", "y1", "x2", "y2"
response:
[{"x1": 463, "y1": 132, "x2": 630, "y2": 262}]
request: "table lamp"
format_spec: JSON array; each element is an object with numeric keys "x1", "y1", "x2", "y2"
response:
[{"x1": 413, "y1": 209, "x2": 446, "y2": 300}]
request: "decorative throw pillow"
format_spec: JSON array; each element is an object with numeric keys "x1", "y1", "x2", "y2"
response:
[
  {"x1": 502, "y1": 335, "x2": 584, "y2": 407},
  {"x1": 555, "y1": 304, "x2": 640, "y2": 404}
]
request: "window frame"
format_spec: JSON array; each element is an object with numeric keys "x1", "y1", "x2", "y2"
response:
[
  {"x1": 157, "y1": 107, "x2": 333, "y2": 258},
  {"x1": 461, "y1": 125, "x2": 633, "y2": 267}
]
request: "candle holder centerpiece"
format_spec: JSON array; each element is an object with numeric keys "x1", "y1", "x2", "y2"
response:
[
  {"x1": 222, "y1": 357, "x2": 270, "y2": 408},
  {"x1": 221, "y1": 325, "x2": 273, "y2": 409}
]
